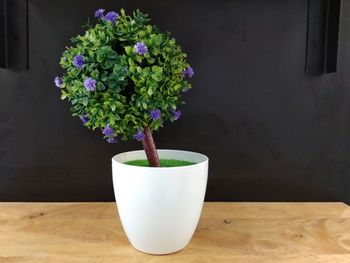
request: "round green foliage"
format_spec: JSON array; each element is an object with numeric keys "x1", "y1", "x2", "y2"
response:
[{"x1": 56, "y1": 9, "x2": 193, "y2": 142}]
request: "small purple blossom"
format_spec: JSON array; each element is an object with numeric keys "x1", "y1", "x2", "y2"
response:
[
  {"x1": 150, "y1": 109, "x2": 161, "y2": 121},
  {"x1": 95, "y1": 9, "x2": 105, "y2": 18},
  {"x1": 133, "y1": 129, "x2": 145, "y2": 141},
  {"x1": 103, "y1": 11, "x2": 119, "y2": 24},
  {"x1": 80, "y1": 114, "x2": 89, "y2": 124},
  {"x1": 134, "y1": 42, "x2": 148, "y2": 55},
  {"x1": 73, "y1": 55, "x2": 85, "y2": 69},
  {"x1": 102, "y1": 124, "x2": 114, "y2": 136},
  {"x1": 170, "y1": 109, "x2": 181, "y2": 120},
  {"x1": 83, "y1": 77, "x2": 96, "y2": 91},
  {"x1": 182, "y1": 66, "x2": 194, "y2": 78},
  {"x1": 54, "y1": 76, "x2": 63, "y2": 88},
  {"x1": 107, "y1": 136, "x2": 117, "y2": 144}
]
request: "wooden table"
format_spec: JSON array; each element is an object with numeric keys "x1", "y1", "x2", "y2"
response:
[{"x1": 0, "y1": 202, "x2": 350, "y2": 262}]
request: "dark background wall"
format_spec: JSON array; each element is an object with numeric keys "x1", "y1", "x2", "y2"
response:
[{"x1": 1, "y1": 0, "x2": 350, "y2": 202}]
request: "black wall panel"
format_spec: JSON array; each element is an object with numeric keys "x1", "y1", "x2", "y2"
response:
[{"x1": 0, "y1": 0, "x2": 350, "y2": 202}]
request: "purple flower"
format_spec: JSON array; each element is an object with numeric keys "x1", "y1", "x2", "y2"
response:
[
  {"x1": 182, "y1": 66, "x2": 194, "y2": 78},
  {"x1": 170, "y1": 109, "x2": 181, "y2": 120},
  {"x1": 95, "y1": 9, "x2": 105, "y2": 18},
  {"x1": 83, "y1": 77, "x2": 96, "y2": 91},
  {"x1": 54, "y1": 76, "x2": 63, "y2": 88},
  {"x1": 103, "y1": 11, "x2": 119, "y2": 24},
  {"x1": 102, "y1": 124, "x2": 114, "y2": 136},
  {"x1": 134, "y1": 129, "x2": 145, "y2": 141},
  {"x1": 107, "y1": 136, "x2": 117, "y2": 144},
  {"x1": 150, "y1": 109, "x2": 161, "y2": 121},
  {"x1": 134, "y1": 42, "x2": 148, "y2": 55},
  {"x1": 80, "y1": 114, "x2": 89, "y2": 124},
  {"x1": 73, "y1": 55, "x2": 85, "y2": 69}
]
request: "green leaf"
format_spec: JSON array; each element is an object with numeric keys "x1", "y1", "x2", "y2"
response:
[{"x1": 125, "y1": 46, "x2": 133, "y2": 55}]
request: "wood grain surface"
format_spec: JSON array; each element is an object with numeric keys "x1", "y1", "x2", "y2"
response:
[{"x1": 0, "y1": 202, "x2": 350, "y2": 262}]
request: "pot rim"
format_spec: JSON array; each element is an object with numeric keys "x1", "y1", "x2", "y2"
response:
[{"x1": 112, "y1": 149, "x2": 209, "y2": 170}]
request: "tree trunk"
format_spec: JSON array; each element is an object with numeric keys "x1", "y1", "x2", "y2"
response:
[{"x1": 142, "y1": 126, "x2": 160, "y2": 167}]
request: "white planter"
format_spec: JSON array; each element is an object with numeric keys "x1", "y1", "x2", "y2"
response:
[{"x1": 112, "y1": 149, "x2": 208, "y2": 254}]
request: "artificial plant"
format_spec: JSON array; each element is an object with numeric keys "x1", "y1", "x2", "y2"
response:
[{"x1": 55, "y1": 9, "x2": 194, "y2": 167}]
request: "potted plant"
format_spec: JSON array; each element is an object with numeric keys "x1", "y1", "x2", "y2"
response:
[{"x1": 54, "y1": 8, "x2": 208, "y2": 254}]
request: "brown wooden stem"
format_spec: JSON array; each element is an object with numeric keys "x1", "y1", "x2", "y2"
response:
[{"x1": 142, "y1": 126, "x2": 160, "y2": 167}]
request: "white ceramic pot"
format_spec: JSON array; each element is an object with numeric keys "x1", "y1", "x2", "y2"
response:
[{"x1": 112, "y1": 149, "x2": 208, "y2": 254}]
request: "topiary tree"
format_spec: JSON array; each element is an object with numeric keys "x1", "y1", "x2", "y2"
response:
[{"x1": 54, "y1": 9, "x2": 194, "y2": 167}]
